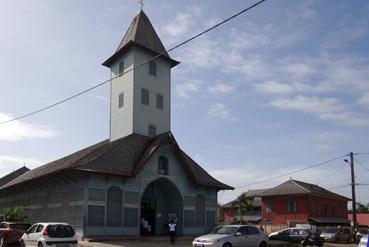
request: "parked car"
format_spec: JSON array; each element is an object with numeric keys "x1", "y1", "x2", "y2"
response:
[
  {"x1": 192, "y1": 225, "x2": 268, "y2": 247},
  {"x1": 0, "y1": 221, "x2": 31, "y2": 246},
  {"x1": 269, "y1": 227, "x2": 324, "y2": 247},
  {"x1": 320, "y1": 227, "x2": 352, "y2": 243},
  {"x1": 358, "y1": 234, "x2": 368, "y2": 247},
  {"x1": 355, "y1": 228, "x2": 369, "y2": 243},
  {"x1": 20, "y1": 222, "x2": 78, "y2": 247}
]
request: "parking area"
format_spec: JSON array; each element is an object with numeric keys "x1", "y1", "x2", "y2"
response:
[{"x1": 77, "y1": 238, "x2": 359, "y2": 247}]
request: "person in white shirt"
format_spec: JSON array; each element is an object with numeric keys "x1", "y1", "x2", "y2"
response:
[{"x1": 168, "y1": 219, "x2": 176, "y2": 245}]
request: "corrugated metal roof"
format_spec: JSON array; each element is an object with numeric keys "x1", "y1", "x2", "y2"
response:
[
  {"x1": 0, "y1": 132, "x2": 233, "y2": 191},
  {"x1": 0, "y1": 166, "x2": 30, "y2": 187}
]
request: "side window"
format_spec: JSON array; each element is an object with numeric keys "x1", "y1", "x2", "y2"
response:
[
  {"x1": 156, "y1": 94, "x2": 164, "y2": 110},
  {"x1": 238, "y1": 227, "x2": 248, "y2": 236},
  {"x1": 141, "y1": 88, "x2": 149, "y2": 105},
  {"x1": 36, "y1": 224, "x2": 44, "y2": 233},
  {"x1": 246, "y1": 226, "x2": 259, "y2": 235},
  {"x1": 118, "y1": 92, "x2": 124, "y2": 108},
  {"x1": 158, "y1": 156, "x2": 169, "y2": 175},
  {"x1": 119, "y1": 61, "x2": 124, "y2": 75},
  {"x1": 149, "y1": 61, "x2": 157, "y2": 76},
  {"x1": 27, "y1": 224, "x2": 38, "y2": 233},
  {"x1": 148, "y1": 124, "x2": 156, "y2": 137},
  {"x1": 266, "y1": 200, "x2": 272, "y2": 213},
  {"x1": 280, "y1": 229, "x2": 290, "y2": 235}
]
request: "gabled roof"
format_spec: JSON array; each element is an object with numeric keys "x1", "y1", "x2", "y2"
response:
[
  {"x1": 103, "y1": 10, "x2": 179, "y2": 68},
  {"x1": 259, "y1": 179, "x2": 350, "y2": 201},
  {"x1": 0, "y1": 166, "x2": 30, "y2": 187},
  {"x1": 0, "y1": 132, "x2": 233, "y2": 191},
  {"x1": 222, "y1": 188, "x2": 269, "y2": 208}
]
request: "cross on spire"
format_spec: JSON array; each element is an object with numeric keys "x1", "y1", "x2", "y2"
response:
[{"x1": 138, "y1": 0, "x2": 144, "y2": 10}]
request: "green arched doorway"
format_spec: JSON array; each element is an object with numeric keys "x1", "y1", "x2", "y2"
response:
[{"x1": 141, "y1": 178, "x2": 183, "y2": 235}]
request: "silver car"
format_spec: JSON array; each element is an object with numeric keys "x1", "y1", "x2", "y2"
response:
[
  {"x1": 192, "y1": 225, "x2": 268, "y2": 247},
  {"x1": 358, "y1": 234, "x2": 368, "y2": 247}
]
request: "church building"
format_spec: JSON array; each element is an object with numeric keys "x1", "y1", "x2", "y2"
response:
[{"x1": 0, "y1": 10, "x2": 233, "y2": 237}]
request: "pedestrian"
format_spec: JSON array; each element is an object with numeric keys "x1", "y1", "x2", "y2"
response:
[
  {"x1": 143, "y1": 219, "x2": 149, "y2": 235},
  {"x1": 168, "y1": 219, "x2": 176, "y2": 245}
]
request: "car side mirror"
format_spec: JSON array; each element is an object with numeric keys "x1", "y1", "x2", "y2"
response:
[{"x1": 235, "y1": 232, "x2": 242, "y2": 237}]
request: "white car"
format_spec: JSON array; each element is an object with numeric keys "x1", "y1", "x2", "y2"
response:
[
  {"x1": 358, "y1": 234, "x2": 368, "y2": 247},
  {"x1": 192, "y1": 225, "x2": 268, "y2": 247},
  {"x1": 20, "y1": 222, "x2": 78, "y2": 247}
]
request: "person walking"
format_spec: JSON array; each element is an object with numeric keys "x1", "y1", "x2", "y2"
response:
[{"x1": 168, "y1": 219, "x2": 176, "y2": 245}]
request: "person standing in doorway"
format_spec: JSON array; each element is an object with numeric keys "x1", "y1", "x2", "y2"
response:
[{"x1": 168, "y1": 219, "x2": 176, "y2": 245}]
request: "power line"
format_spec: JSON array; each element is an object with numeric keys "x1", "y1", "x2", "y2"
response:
[
  {"x1": 0, "y1": 0, "x2": 266, "y2": 126},
  {"x1": 235, "y1": 154, "x2": 349, "y2": 189},
  {"x1": 354, "y1": 157, "x2": 369, "y2": 173},
  {"x1": 328, "y1": 184, "x2": 351, "y2": 190},
  {"x1": 316, "y1": 162, "x2": 347, "y2": 186},
  {"x1": 356, "y1": 152, "x2": 369, "y2": 155}
]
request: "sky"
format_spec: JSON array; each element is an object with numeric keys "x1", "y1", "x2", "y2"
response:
[{"x1": 0, "y1": 0, "x2": 369, "y2": 206}]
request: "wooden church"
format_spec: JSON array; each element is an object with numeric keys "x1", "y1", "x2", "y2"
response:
[{"x1": 0, "y1": 10, "x2": 233, "y2": 237}]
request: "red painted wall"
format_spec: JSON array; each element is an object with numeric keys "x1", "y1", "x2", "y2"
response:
[
  {"x1": 262, "y1": 194, "x2": 348, "y2": 226},
  {"x1": 222, "y1": 207, "x2": 238, "y2": 222}
]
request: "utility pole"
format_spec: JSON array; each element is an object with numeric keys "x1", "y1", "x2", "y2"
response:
[{"x1": 349, "y1": 152, "x2": 357, "y2": 232}]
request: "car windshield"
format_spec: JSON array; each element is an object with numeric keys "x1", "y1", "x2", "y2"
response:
[
  {"x1": 214, "y1": 227, "x2": 238, "y2": 235},
  {"x1": 47, "y1": 224, "x2": 75, "y2": 238},
  {"x1": 9, "y1": 224, "x2": 31, "y2": 230},
  {"x1": 359, "y1": 229, "x2": 368, "y2": 234},
  {"x1": 322, "y1": 228, "x2": 337, "y2": 234}
]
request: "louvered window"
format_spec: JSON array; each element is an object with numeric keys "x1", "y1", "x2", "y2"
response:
[
  {"x1": 107, "y1": 186, "x2": 122, "y2": 226},
  {"x1": 195, "y1": 195, "x2": 206, "y2": 226}
]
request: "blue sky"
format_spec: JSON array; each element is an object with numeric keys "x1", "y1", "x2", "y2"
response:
[{"x1": 1, "y1": 0, "x2": 369, "y2": 205}]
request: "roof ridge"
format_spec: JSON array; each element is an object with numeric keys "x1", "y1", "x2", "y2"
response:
[{"x1": 291, "y1": 179, "x2": 311, "y2": 193}]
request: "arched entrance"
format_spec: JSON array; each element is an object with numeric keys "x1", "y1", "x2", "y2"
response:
[{"x1": 141, "y1": 178, "x2": 183, "y2": 235}]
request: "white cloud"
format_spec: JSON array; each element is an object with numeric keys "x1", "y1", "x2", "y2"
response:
[
  {"x1": 255, "y1": 81, "x2": 293, "y2": 94},
  {"x1": 311, "y1": 131, "x2": 351, "y2": 150},
  {"x1": 269, "y1": 95, "x2": 369, "y2": 127},
  {"x1": 175, "y1": 80, "x2": 201, "y2": 98},
  {"x1": 208, "y1": 83, "x2": 233, "y2": 95},
  {"x1": 0, "y1": 155, "x2": 43, "y2": 176},
  {"x1": 207, "y1": 103, "x2": 238, "y2": 122},
  {"x1": 358, "y1": 91, "x2": 369, "y2": 106},
  {"x1": 0, "y1": 112, "x2": 58, "y2": 141}
]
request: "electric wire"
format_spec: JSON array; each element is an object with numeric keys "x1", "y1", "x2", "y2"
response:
[
  {"x1": 0, "y1": 0, "x2": 266, "y2": 126},
  {"x1": 354, "y1": 157, "x2": 369, "y2": 173},
  {"x1": 316, "y1": 161, "x2": 347, "y2": 186},
  {"x1": 234, "y1": 153, "x2": 349, "y2": 189}
]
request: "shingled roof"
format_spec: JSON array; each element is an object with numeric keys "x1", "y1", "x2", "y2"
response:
[
  {"x1": 103, "y1": 10, "x2": 179, "y2": 68},
  {"x1": 0, "y1": 132, "x2": 233, "y2": 191},
  {"x1": 0, "y1": 166, "x2": 30, "y2": 187},
  {"x1": 259, "y1": 179, "x2": 350, "y2": 200}
]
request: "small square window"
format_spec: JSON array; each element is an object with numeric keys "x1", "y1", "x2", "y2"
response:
[
  {"x1": 149, "y1": 61, "x2": 157, "y2": 76},
  {"x1": 119, "y1": 61, "x2": 124, "y2": 76},
  {"x1": 156, "y1": 94, "x2": 163, "y2": 110},
  {"x1": 118, "y1": 92, "x2": 124, "y2": 108},
  {"x1": 148, "y1": 125, "x2": 156, "y2": 137},
  {"x1": 141, "y1": 88, "x2": 149, "y2": 105}
]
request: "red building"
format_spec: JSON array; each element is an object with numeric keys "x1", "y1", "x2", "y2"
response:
[
  {"x1": 260, "y1": 179, "x2": 350, "y2": 227},
  {"x1": 348, "y1": 213, "x2": 369, "y2": 227}
]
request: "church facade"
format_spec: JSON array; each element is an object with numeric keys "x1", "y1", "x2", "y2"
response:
[{"x1": 0, "y1": 10, "x2": 233, "y2": 237}]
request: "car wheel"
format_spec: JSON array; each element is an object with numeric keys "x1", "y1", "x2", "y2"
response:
[
  {"x1": 222, "y1": 243, "x2": 232, "y2": 247},
  {"x1": 259, "y1": 241, "x2": 267, "y2": 247},
  {"x1": 0, "y1": 236, "x2": 5, "y2": 247},
  {"x1": 20, "y1": 240, "x2": 26, "y2": 247}
]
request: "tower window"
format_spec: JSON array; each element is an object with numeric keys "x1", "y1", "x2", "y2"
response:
[
  {"x1": 118, "y1": 92, "x2": 124, "y2": 108},
  {"x1": 149, "y1": 61, "x2": 157, "y2": 76},
  {"x1": 148, "y1": 124, "x2": 156, "y2": 137},
  {"x1": 119, "y1": 61, "x2": 124, "y2": 76},
  {"x1": 141, "y1": 88, "x2": 149, "y2": 105},
  {"x1": 156, "y1": 94, "x2": 163, "y2": 110},
  {"x1": 158, "y1": 156, "x2": 168, "y2": 175}
]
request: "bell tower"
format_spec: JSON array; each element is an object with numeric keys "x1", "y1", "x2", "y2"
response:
[{"x1": 103, "y1": 10, "x2": 179, "y2": 141}]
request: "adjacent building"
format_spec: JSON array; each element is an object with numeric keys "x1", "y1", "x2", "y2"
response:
[
  {"x1": 260, "y1": 179, "x2": 350, "y2": 228},
  {"x1": 0, "y1": 10, "x2": 233, "y2": 237},
  {"x1": 220, "y1": 189, "x2": 268, "y2": 224}
]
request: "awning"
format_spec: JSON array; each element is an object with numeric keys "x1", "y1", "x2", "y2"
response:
[{"x1": 309, "y1": 217, "x2": 350, "y2": 225}]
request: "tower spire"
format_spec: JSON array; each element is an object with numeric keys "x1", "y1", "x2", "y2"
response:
[{"x1": 138, "y1": 0, "x2": 144, "y2": 11}]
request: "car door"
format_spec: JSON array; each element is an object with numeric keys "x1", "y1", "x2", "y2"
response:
[
  {"x1": 278, "y1": 229, "x2": 291, "y2": 241},
  {"x1": 23, "y1": 224, "x2": 38, "y2": 247},
  {"x1": 232, "y1": 227, "x2": 248, "y2": 247},
  {"x1": 245, "y1": 226, "x2": 261, "y2": 247}
]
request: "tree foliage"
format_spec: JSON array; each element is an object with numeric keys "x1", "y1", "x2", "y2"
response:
[
  {"x1": 0, "y1": 206, "x2": 26, "y2": 221},
  {"x1": 356, "y1": 202, "x2": 369, "y2": 213},
  {"x1": 232, "y1": 193, "x2": 254, "y2": 222}
]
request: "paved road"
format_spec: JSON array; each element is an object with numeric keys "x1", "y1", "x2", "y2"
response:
[{"x1": 79, "y1": 239, "x2": 359, "y2": 247}]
